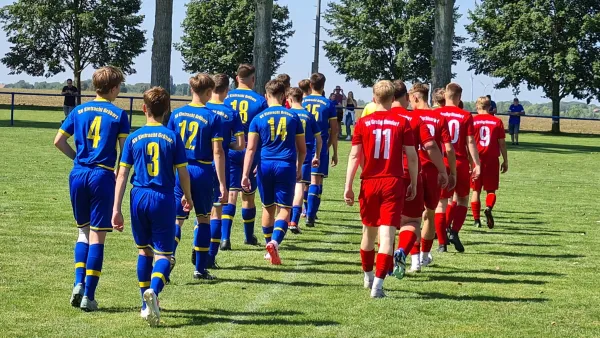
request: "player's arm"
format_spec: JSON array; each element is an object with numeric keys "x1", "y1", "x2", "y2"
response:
[
  {"x1": 213, "y1": 140, "x2": 227, "y2": 203},
  {"x1": 112, "y1": 165, "x2": 131, "y2": 233},
  {"x1": 423, "y1": 141, "x2": 448, "y2": 189},
  {"x1": 61, "y1": 87, "x2": 68, "y2": 95},
  {"x1": 467, "y1": 135, "x2": 481, "y2": 177},
  {"x1": 54, "y1": 131, "x2": 76, "y2": 160},
  {"x1": 242, "y1": 132, "x2": 259, "y2": 191},
  {"x1": 295, "y1": 134, "x2": 307, "y2": 181},
  {"x1": 499, "y1": 139, "x2": 509, "y2": 173},
  {"x1": 230, "y1": 133, "x2": 245, "y2": 151},
  {"x1": 405, "y1": 146, "x2": 419, "y2": 201},
  {"x1": 314, "y1": 133, "x2": 323, "y2": 167},
  {"x1": 176, "y1": 166, "x2": 194, "y2": 209},
  {"x1": 344, "y1": 144, "x2": 363, "y2": 206}
]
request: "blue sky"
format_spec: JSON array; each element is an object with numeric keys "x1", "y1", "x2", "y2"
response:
[{"x1": 0, "y1": 0, "x2": 555, "y2": 103}]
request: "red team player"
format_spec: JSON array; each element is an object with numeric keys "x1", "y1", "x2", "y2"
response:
[
  {"x1": 471, "y1": 97, "x2": 508, "y2": 228},
  {"x1": 344, "y1": 80, "x2": 419, "y2": 298},
  {"x1": 436, "y1": 83, "x2": 481, "y2": 253},
  {"x1": 389, "y1": 81, "x2": 449, "y2": 274}
]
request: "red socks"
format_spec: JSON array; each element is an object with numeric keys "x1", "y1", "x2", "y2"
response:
[
  {"x1": 360, "y1": 249, "x2": 375, "y2": 272},
  {"x1": 471, "y1": 201, "x2": 481, "y2": 220},
  {"x1": 421, "y1": 238, "x2": 434, "y2": 253},
  {"x1": 451, "y1": 205, "x2": 468, "y2": 233},
  {"x1": 375, "y1": 253, "x2": 393, "y2": 279},
  {"x1": 398, "y1": 230, "x2": 417, "y2": 254},
  {"x1": 486, "y1": 192, "x2": 497, "y2": 209},
  {"x1": 434, "y1": 213, "x2": 447, "y2": 245},
  {"x1": 446, "y1": 202, "x2": 456, "y2": 229},
  {"x1": 410, "y1": 241, "x2": 420, "y2": 255}
]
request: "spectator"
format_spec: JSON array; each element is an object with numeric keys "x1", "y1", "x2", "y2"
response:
[
  {"x1": 62, "y1": 79, "x2": 79, "y2": 118},
  {"x1": 344, "y1": 91, "x2": 357, "y2": 140},
  {"x1": 509, "y1": 98, "x2": 525, "y2": 145},
  {"x1": 487, "y1": 94, "x2": 497, "y2": 114},
  {"x1": 332, "y1": 86, "x2": 346, "y2": 138}
]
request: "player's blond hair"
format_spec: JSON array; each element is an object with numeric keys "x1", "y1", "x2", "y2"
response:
[
  {"x1": 445, "y1": 83, "x2": 463, "y2": 101},
  {"x1": 409, "y1": 82, "x2": 429, "y2": 99},
  {"x1": 143, "y1": 87, "x2": 170, "y2": 118},
  {"x1": 298, "y1": 79, "x2": 311, "y2": 95},
  {"x1": 373, "y1": 80, "x2": 395, "y2": 104},
  {"x1": 476, "y1": 96, "x2": 491, "y2": 111},
  {"x1": 432, "y1": 88, "x2": 446, "y2": 106},
  {"x1": 93, "y1": 66, "x2": 124, "y2": 95},
  {"x1": 286, "y1": 87, "x2": 303, "y2": 103},
  {"x1": 189, "y1": 73, "x2": 215, "y2": 95}
]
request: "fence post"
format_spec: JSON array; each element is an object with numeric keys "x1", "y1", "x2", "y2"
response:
[
  {"x1": 129, "y1": 97, "x2": 134, "y2": 128},
  {"x1": 10, "y1": 93, "x2": 15, "y2": 126}
]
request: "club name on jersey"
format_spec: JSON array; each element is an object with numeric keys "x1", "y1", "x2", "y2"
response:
[
  {"x1": 211, "y1": 109, "x2": 230, "y2": 120},
  {"x1": 365, "y1": 119, "x2": 400, "y2": 127},
  {"x1": 397, "y1": 114, "x2": 412, "y2": 121},
  {"x1": 174, "y1": 112, "x2": 209, "y2": 124},
  {"x1": 131, "y1": 132, "x2": 174, "y2": 144},
  {"x1": 474, "y1": 120, "x2": 498, "y2": 126},
  {"x1": 76, "y1": 106, "x2": 119, "y2": 119},
  {"x1": 420, "y1": 115, "x2": 439, "y2": 123},
  {"x1": 439, "y1": 112, "x2": 464, "y2": 119},
  {"x1": 228, "y1": 93, "x2": 259, "y2": 102},
  {"x1": 303, "y1": 98, "x2": 327, "y2": 105},
  {"x1": 258, "y1": 110, "x2": 294, "y2": 119}
]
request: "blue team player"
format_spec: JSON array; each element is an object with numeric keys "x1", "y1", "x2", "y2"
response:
[
  {"x1": 112, "y1": 87, "x2": 193, "y2": 327},
  {"x1": 242, "y1": 80, "x2": 307, "y2": 265},
  {"x1": 224, "y1": 64, "x2": 268, "y2": 247},
  {"x1": 286, "y1": 87, "x2": 322, "y2": 234},
  {"x1": 206, "y1": 74, "x2": 245, "y2": 264},
  {"x1": 301, "y1": 73, "x2": 339, "y2": 227},
  {"x1": 168, "y1": 73, "x2": 228, "y2": 281},
  {"x1": 53, "y1": 66, "x2": 129, "y2": 312}
]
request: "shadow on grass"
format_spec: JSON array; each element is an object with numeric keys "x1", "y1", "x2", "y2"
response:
[
  {"x1": 285, "y1": 244, "x2": 357, "y2": 255},
  {"x1": 0, "y1": 119, "x2": 61, "y2": 129},
  {"x1": 406, "y1": 291, "x2": 548, "y2": 303},
  {"x1": 184, "y1": 277, "x2": 356, "y2": 288},
  {"x1": 220, "y1": 265, "x2": 358, "y2": 275},
  {"x1": 425, "y1": 274, "x2": 547, "y2": 285},
  {"x1": 465, "y1": 241, "x2": 555, "y2": 248},
  {"x1": 285, "y1": 258, "x2": 359, "y2": 267},
  {"x1": 163, "y1": 309, "x2": 303, "y2": 316},
  {"x1": 435, "y1": 267, "x2": 565, "y2": 277},
  {"x1": 483, "y1": 251, "x2": 583, "y2": 259},
  {"x1": 512, "y1": 142, "x2": 600, "y2": 154},
  {"x1": 468, "y1": 229, "x2": 560, "y2": 237},
  {"x1": 499, "y1": 226, "x2": 575, "y2": 234},
  {"x1": 285, "y1": 238, "x2": 361, "y2": 246},
  {"x1": 98, "y1": 306, "x2": 140, "y2": 313},
  {"x1": 165, "y1": 314, "x2": 339, "y2": 328},
  {"x1": 499, "y1": 210, "x2": 542, "y2": 215}
]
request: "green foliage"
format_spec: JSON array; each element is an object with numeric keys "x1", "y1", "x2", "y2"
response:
[
  {"x1": 3, "y1": 80, "x2": 192, "y2": 96},
  {"x1": 0, "y1": 0, "x2": 146, "y2": 83},
  {"x1": 465, "y1": 1, "x2": 600, "y2": 105},
  {"x1": 323, "y1": 0, "x2": 464, "y2": 87},
  {"x1": 175, "y1": 0, "x2": 294, "y2": 78}
]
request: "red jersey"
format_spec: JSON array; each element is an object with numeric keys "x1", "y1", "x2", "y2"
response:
[
  {"x1": 473, "y1": 113, "x2": 505, "y2": 159},
  {"x1": 435, "y1": 106, "x2": 475, "y2": 159},
  {"x1": 392, "y1": 107, "x2": 434, "y2": 178},
  {"x1": 416, "y1": 109, "x2": 452, "y2": 168},
  {"x1": 352, "y1": 110, "x2": 414, "y2": 180}
]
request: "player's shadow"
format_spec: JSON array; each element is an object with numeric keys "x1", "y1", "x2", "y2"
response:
[
  {"x1": 0, "y1": 119, "x2": 62, "y2": 129},
  {"x1": 483, "y1": 251, "x2": 584, "y2": 259},
  {"x1": 285, "y1": 257, "x2": 359, "y2": 267},
  {"x1": 285, "y1": 238, "x2": 361, "y2": 246},
  {"x1": 400, "y1": 291, "x2": 548, "y2": 303},
  {"x1": 307, "y1": 229, "x2": 359, "y2": 237},
  {"x1": 284, "y1": 244, "x2": 357, "y2": 255},
  {"x1": 465, "y1": 241, "x2": 556, "y2": 248},
  {"x1": 499, "y1": 210, "x2": 542, "y2": 215},
  {"x1": 498, "y1": 226, "x2": 575, "y2": 234},
  {"x1": 221, "y1": 265, "x2": 358, "y2": 276},
  {"x1": 424, "y1": 274, "x2": 547, "y2": 285},
  {"x1": 184, "y1": 277, "x2": 356, "y2": 288},
  {"x1": 97, "y1": 306, "x2": 139, "y2": 313},
  {"x1": 514, "y1": 141, "x2": 600, "y2": 154},
  {"x1": 435, "y1": 267, "x2": 565, "y2": 277},
  {"x1": 468, "y1": 229, "x2": 560, "y2": 237}
]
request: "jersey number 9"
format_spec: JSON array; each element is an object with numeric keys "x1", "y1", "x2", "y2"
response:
[{"x1": 479, "y1": 126, "x2": 491, "y2": 147}]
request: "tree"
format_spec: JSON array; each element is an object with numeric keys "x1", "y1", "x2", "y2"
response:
[
  {"x1": 151, "y1": 0, "x2": 173, "y2": 94},
  {"x1": 175, "y1": 0, "x2": 294, "y2": 80},
  {"x1": 432, "y1": 0, "x2": 455, "y2": 92},
  {"x1": 253, "y1": 0, "x2": 273, "y2": 95},
  {"x1": 323, "y1": 0, "x2": 463, "y2": 87},
  {"x1": 466, "y1": 0, "x2": 600, "y2": 133},
  {"x1": 0, "y1": 0, "x2": 146, "y2": 100}
]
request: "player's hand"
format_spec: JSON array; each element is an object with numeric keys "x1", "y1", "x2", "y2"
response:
[
  {"x1": 344, "y1": 188, "x2": 354, "y2": 206},
  {"x1": 448, "y1": 174, "x2": 457, "y2": 191},
  {"x1": 241, "y1": 176, "x2": 251, "y2": 192},
  {"x1": 112, "y1": 211, "x2": 124, "y2": 232},
  {"x1": 471, "y1": 165, "x2": 481, "y2": 181},
  {"x1": 501, "y1": 161, "x2": 509, "y2": 174},
  {"x1": 296, "y1": 168, "x2": 302, "y2": 182},
  {"x1": 406, "y1": 183, "x2": 417, "y2": 201},
  {"x1": 438, "y1": 171, "x2": 449, "y2": 189},
  {"x1": 181, "y1": 195, "x2": 193, "y2": 212},
  {"x1": 331, "y1": 153, "x2": 338, "y2": 167},
  {"x1": 312, "y1": 156, "x2": 320, "y2": 168},
  {"x1": 252, "y1": 167, "x2": 257, "y2": 176},
  {"x1": 219, "y1": 185, "x2": 228, "y2": 204}
]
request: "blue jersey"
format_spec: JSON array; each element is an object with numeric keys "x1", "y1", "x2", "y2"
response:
[
  {"x1": 290, "y1": 108, "x2": 320, "y2": 149},
  {"x1": 206, "y1": 100, "x2": 244, "y2": 153},
  {"x1": 120, "y1": 123, "x2": 187, "y2": 193},
  {"x1": 301, "y1": 95, "x2": 336, "y2": 141},
  {"x1": 249, "y1": 105, "x2": 304, "y2": 163},
  {"x1": 509, "y1": 104, "x2": 524, "y2": 124},
  {"x1": 224, "y1": 88, "x2": 268, "y2": 138},
  {"x1": 168, "y1": 103, "x2": 223, "y2": 164},
  {"x1": 59, "y1": 99, "x2": 130, "y2": 170}
]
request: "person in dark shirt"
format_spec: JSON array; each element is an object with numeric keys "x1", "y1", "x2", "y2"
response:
[{"x1": 62, "y1": 79, "x2": 79, "y2": 117}]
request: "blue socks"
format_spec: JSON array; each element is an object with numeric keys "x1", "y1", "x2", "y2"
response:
[
  {"x1": 221, "y1": 204, "x2": 236, "y2": 241},
  {"x1": 194, "y1": 221, "x2": 210, "y2": 273},
  {"x1": 74, "y1": 241, "x2": 89, "y2": 286},
  {"x1": 242, "y1": 207, "x2": 256, "y2": 242},
  {"x1": 317, "y1": 184, "x2": 323, "y2": 216},
  {"x1": 137, "y1": 254, "x2": 153, "y2": 308},
  {"x1": 291, "y1": 206, "x2": 302, "y2": 225},
  {"x1": 208, "y1": 219, "x2": 222, "y2": 266},
  {"x1": 272, "y1": 220, "x2": 288, "y2": 244},
  {"x1": 150, "y1": 258, "x2": 170, "y2": 295},
  {"x1": 173, "y1": 224, "x2": 182, "y2": 256},
  {"x1": 84, "y1": 243, "x2": 104, "y2": 301},
  {"x1": 262, "y1": 226, "x2": 274, "y2": 244},
  {"x1": 307, "y1": 184, "x2": 320, "y2": 219},
  {"x1": 303, "y1": 189, "x2": 308, "y2": 215}
]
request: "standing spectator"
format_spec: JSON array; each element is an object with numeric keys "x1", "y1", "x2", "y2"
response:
[
  {"x1": 62, "y1": 79, "x2": 79, "y2": 119},
  {"x1": 509, "y1": 98, "x2": 525, "y2": 145},
  {"x1": 344, "y1": 91, "x2": 357, "y2": 140},
  {"x1": 333, "y1": 86, "x2": 346, "y2": 138},
  {"x1": 487, "y1": 95, "x2": 497, "y2": 114}
]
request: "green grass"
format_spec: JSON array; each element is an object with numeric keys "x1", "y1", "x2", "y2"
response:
[{"x1": 1, "y1": 109, "x2": 600, "y2": 337}]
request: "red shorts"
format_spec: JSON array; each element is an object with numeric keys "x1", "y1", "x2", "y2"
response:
[
  {"x1": 471, "y1": 157, "x2": 500, "y2": 192},
  {"x1": 402, "y1": 175, "x2": 424, "y2": 218},
  {"x1": 421, "y1": 164, "x2": 442, "y2": 210},
  {"x1": 359, "y1": 177, "x2": 405, "y2": 228},
  {"x1": 441, "y1": 157, "x2": 471, "y2": 198}
]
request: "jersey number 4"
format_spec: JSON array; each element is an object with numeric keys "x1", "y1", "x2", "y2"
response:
[
  {"x1": 87, "y1": 116, "x2": 102, "y2": 148},
  {"x1": 268, "y1": 117, "x2": 287, "y2": 141},
  {"x1": 373, "y1": 128, "x2": 391, "y2": 160}
]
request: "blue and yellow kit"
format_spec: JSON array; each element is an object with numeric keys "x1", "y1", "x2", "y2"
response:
[
  {"x1": 290, "y1": 108, "x2": 321, "y2": 183},
  {"x1": 301, "y1": 95, "x2": 336, "y2": 177}
]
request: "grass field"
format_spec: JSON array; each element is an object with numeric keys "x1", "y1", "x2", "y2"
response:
[{"x1": 1, "y1": 109, "x2": 600, "y2": 337}]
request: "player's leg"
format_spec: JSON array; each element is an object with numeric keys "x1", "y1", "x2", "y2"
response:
[
  {"x1": 471, "y1": 167, "x2": 483, "y2": 228},
  {"x1": 129, "y1": 189, "x2": 154, "y2": 319},
  {"x1": 306, "y1": 174, "x2": 323, "y2": 227},
  {"x1": 192, "y1": 165, "x2": 215, "y2": 280},
  {"x1": 446, "y1": 195, "x2": 457, "y2": 231},
  {"x1": 220, "y1": 191, "x2": 238, "y2": 250},
  {"x1": 400, "y1": 176, "x2": 425, "y2": 273},
  {"x1": 374, "y1": 225, "x2": 396, "y2": 298},
  {"x1": 360, "y1": 225, "x2": 378, "y2": 289},
  {"x1": 208, "y1": 204, "x2": 223, "y2": 268},
  {"x1": 172, "y1": 169, "x2": 191, "y2": 273},
  {"x1": 514, "y1": 123, "x2": 520, "y2": 145},
  {"x1": 267, "y1": 165, "x2": 295, "y2": 264},
  {"x1": 483, "y1": 158, "x2": 500, "y2": 229},
  {"x1": 509, "y1": 124, "x2": 515, "y2": 145},
  {"x1": 241, "y1": 189, "x2": 258, "y2": 245},
  {"x1": 290, "y1": 182, "x2": 305, "y2": 234},
  {"x1": 68, "y1": 169, "x2": 91, "y2": 307},
  {"x1": 302, "y1": 185, "x2": 308, "y2": 218},
  {"x1": 435, "y1": 198, "x2": 449, "y2": 252}
]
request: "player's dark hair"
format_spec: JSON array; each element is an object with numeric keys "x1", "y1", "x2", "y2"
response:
[
  {"x1": 189, "y1": 73, "x2": 215, "y2": 94},
  {"x1": 67, "y1": 79, "x2": 73, "y2": 82},
  {"x1": 265, "y1": 80, "x2": 286, "y2": 97},
  {"x1": 143, "y1": 87, "x2": 170, "y2": 118},
  {"x1": 93, "y1": 66, "x2": 124, "y2": 95},
  {"x1": 393, "y1": 80, "x2": 408, "y2": 100},
  {"x1": 298, "y1": 79, "x2": 311, "y2": 95},
  {"x1": 276, "y1": 74, "x2": 291, "y2": 88},
  {"x1": 287, "y1": 87, "x2": 303, "y2": 103},
  {"x1": 486, "y1": 94, "x2": 491, "y2": 99},
  {"x1": 458, "y1": 100, "x2": 464, "y2": 109},
  {"x1": 409, "y1": 82, "x2": 429, "y2": 99},
  {"x1": 309, "y1": 73, "x2": 326, "y2": 92},
  {"x1": 432, "y1": 88, "x2": 446, "y2": 106},
  {"x1": 213, "y1": 73, "x2": 229, "y2": 93},
  {"x1": 237, "y1": 64, "x2": 256, "y2": 79}
]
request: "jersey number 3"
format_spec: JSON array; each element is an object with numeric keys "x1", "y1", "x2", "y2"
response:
[
  {"x1": 373, "y1": 128, "x2": 391, "y2": 160},
  {"x1": 146, "y1": 142, "x2": 160, "y2": 177}
]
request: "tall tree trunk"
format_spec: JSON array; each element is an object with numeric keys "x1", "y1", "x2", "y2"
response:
[
  {"x1": 431, "y1": 0, "x2": 454, "y2": 97},
  {"x1": 151, "y1": 0, "x2": 173, "y2": 92},
  {"x1": 73, "y1": 0, "x2": 82, "y2": 105},
  {"x1": 253, "y1": 0, "x2": 273, "y2": 95},
  {"x1": 551, "y1": 97, "x2": 561, "y2": 134}
]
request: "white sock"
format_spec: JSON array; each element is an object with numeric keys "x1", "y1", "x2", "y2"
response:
[
  {"x1": 364, "y1": 271, "x2": 374, "y2": 281},
  {"x1": 422, "y1": 251, "x2": 430, "y2": 260},
  {"x1": 411, "y1": 254, "x2": 420, "y2": 267},
  {"x1": 373, "y1": 277, "x2": 384, "y2": 290}
]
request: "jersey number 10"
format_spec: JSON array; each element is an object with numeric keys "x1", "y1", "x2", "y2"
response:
[{"x1": 373, "y1": 128, "x2": 391, "y2": 160}]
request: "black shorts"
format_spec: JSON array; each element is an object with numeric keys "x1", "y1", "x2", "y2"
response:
[{"x1": 336, "y1": 108, "x2": 343, "y2": 122}]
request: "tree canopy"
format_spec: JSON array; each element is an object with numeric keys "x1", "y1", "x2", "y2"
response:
[
  {"x1": 323, "y1": 0, "x2": 463, "y2": 87},
  {"x1": 0, "y1": 0, "x2": 146, "y2": 90},
  {"x1": 465, "y1": 0, "x2": 600, "y2": 133},
  {"x1": 175, "y1": 0, "x2": 294, "y2": 79}
]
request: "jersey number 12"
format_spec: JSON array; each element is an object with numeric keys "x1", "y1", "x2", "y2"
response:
[{"x1": 373, "y1": 128, "x2": 391, "y2": 159}]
